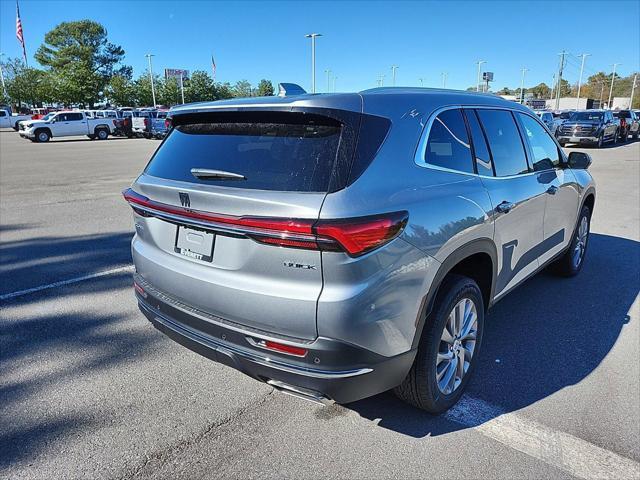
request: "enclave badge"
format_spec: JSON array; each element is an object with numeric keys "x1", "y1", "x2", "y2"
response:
[{"x1": 283, "y1": 261, "x2": 316, "y2": 270}]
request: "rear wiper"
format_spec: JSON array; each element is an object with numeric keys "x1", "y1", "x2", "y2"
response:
[{"x1": 190, "y1": 168, "x2": 246, "y2": 180}]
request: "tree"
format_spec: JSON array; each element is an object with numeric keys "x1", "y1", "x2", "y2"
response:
[
  {"x1": 527, "y1": 83, "x2": 551, "y2": 99},
  {"x1": 2, "y1": 57, "x2": 54, "y2": 108},
  {"x1": 35, "y1": 20, "x2": 129, "y2": 106},
  {"x1": 233, "y1": 80, "x2": 252, "y2": 98},
  {"x1": 105, "y1": 74, "x2": 135, "y2": 106},
  {"x1": 159, "y1": 77, "x2": 180, "y2": 106},
  {"x1": 185, "y1": 70, "x2": 215, "y2": 103},
  {"x1": 551, "y1": 78, "x2": 571, "y2": 97},
  {"x1": 133, "y1": 71, "x2": 163, "y2": 107},
  {"x1": 216, "y1": 82, "x2": 234, "y2": 99},
  {"x1": 256, "y1": 79, "x2": 274, "y2": 96},
  {"x1": 496, "y1": 87, "x2": 514, "y2": 95}
]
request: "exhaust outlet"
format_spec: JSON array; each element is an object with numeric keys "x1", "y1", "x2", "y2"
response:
[{"x1": 267, "y1": 379, "x2": 334, "y2": 406}]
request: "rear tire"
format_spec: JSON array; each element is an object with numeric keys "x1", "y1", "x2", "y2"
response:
[
  {"x1": 549, "y1": 205, "x2": 591, "y2": 277},
  {"x1": 394, "y1": 275, "x2": 484, "y2": 413},
  {"x1": 13, "y1": 121, "x2": 20, "y2": 131},
  {"x1": 96, "y1": 128, "x2": 109, "y2": 140}
]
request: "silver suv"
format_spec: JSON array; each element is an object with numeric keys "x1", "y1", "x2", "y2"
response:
[{"x1": 125, "y1": 87, "x2": 596, "y2": 413}]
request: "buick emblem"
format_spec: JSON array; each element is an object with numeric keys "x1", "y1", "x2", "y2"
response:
[{"x1": 179, "y1": 192, "x2": 190, "y2": 208}]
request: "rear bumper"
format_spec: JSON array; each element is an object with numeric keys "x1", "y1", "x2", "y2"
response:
[{"x1": 134, "y1": 274, "x2": 415, "y2": 404}]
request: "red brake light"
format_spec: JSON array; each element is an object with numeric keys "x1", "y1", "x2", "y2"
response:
[{"x1": 123, "y1": 188, "x2": 407, "y2": 257}]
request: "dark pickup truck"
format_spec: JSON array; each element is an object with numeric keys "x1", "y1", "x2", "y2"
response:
[{"x1": 556, "y1": 110, "x2": 619, "y2": 148}]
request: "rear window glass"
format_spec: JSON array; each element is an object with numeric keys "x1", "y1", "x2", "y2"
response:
[
  {"x1": 145, "y1": 112, "x2": 342, "y2": 192},
  {"x1": 425, "y1": 109, "x2": 474, "y2": 174}
]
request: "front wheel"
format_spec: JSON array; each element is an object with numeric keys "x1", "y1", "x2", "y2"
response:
[
  {"x1": 550, "y1": 205, "x2": 591, "y2": 277},
  {"x1": 96, "y1": 129, "x2": 109, "y2": 140},
  {"x1": 597, "y1": 133, "x2": 604, "y2": 148},
  {"x1": 394, "y1": 275, "x2": 484, "y2": 413},
  {"x1": 35, "y1": 129, "x2": 50, "y2": 143}
]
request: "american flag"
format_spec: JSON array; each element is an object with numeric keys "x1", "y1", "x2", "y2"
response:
[
  {"x1": 16, "y1": 0, "x2": 27, "y2": 64},
  {"x1": 211, "y1": 55, "x2": 216, "y2": 81}
]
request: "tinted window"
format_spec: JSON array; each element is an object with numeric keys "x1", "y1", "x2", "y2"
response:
[
  {"x1": 517, "y1": 113, "x2": 561, "y2": 170},
  {"x1": 0, "y1": 111, "x2": 6, "y2": 117},
  {"x1": 425, "y1": 109, "x2": 473, "y2": 174},
  {"x1": 145, "y1": 112, "x2": 342, "y2": 192},
  {"x1": 570, "y1": 111, "x2": 603, "y2": 122},
  {"x1": 464, "y1": 109, "x2": 493, "y2": 176},
  {"x1": 477, "y1": 109, "x2": 529, "y2": 177}
]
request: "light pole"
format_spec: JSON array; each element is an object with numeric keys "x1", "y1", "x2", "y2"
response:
[
  {"x1": 519, "y1": 67, "x2": 529, "y2": 104},
  {"x1": 179, "y1": 72, "x2": 185, "y2": 104},
  {"x1": 304, "y1": 33, "x2": 322, "y2": 93},
  {"x1": 418, "y1": 78, "x2": 424, "y2": 87},
  {"x1": 391, "y1": 65, "x2": 399, "y2": 86},
  {"x1": 0, "y1": 53, "x2": 7, "y2": 100},
  {"x1": 325, "y1": 69, "x2": 332, "y2": 92},
  {"x1": 476, "y1": 60, "x2": 486, "y2": 92},
  {"x1": 630, "y1": 73, "x2": 638, "y2": 109},
  {"x1": 379, "y1": 74, "x2": 385, "y2": 87},
  {"x1": 441, "y1": 72, "x2": 448, "y2": 89},
  {"x1": 145, "y1": 53, "x2": 156, "y2": 107},
  {"x1": 575, "y1": 53, "x2": 591, "y2": 109},
  {"x1": 608, "y1": 63, "x2": 621, "y2": 108},
  {"x1": 332, "y1": 76, "x2": 337, "y2": 93}
]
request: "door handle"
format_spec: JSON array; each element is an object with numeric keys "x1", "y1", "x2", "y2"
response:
[
  {"x1": 547, "y1": 185, "x2": 558, "y2": 195},
  {"x1": 496, "y1": 201, "x2": 515, "y2": 214}
]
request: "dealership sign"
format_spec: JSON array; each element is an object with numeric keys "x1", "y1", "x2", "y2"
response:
[{"x1": 165, "y1": 69, "x2": 190, "y2": 80}]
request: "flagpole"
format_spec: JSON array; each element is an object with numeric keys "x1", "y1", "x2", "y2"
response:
[{"x1": 16, "y1": 0, "x2": 28, "y2": 66}]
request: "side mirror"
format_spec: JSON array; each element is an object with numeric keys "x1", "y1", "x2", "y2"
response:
[{"x1": 568, "y1": 151, "x2": 592, "y2": 170}]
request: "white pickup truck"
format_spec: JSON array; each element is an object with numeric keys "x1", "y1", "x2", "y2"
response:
[
  {"x1": 0, "y1": 108, "x2": 34, "y2": 130},
  {"x1": 19, "y1": 111, "x2": 116, "y2": 142}
]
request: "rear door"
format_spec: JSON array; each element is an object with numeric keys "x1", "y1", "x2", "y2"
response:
[
  {"x1": 130, "y1": 109, "x2": 353, "y2": 340},
  {"x1": 515, "y1": 112, "x2": 580, "y2": 265},
  {"x1": 469, "y1": 108, "x2": 547, "y2": 299}
]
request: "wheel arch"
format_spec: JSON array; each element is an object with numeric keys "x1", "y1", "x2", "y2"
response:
[
  {"x1": 34, "y1": 127, "x2": 52, "y2": 138},
  {"x1": 412, "y1": 239, "x2": 497, "y2": 349}
]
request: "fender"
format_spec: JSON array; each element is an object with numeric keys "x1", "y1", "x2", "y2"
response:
[{"x1": 411, "y1": 238, "x2": 497, "y2": 349}]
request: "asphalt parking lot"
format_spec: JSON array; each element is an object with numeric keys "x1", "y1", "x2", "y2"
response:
[{"x1": 1, "y1": 130, "x2": 639, "y2": 479}]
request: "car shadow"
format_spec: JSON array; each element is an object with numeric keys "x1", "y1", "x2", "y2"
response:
[{"x1": 345, "y1": 233, "x2": 638, "y2": 437}]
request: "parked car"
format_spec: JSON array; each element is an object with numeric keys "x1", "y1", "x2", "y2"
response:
[
  {"x1": 612, "y1": 110, "x2": 639, "y2": 140},
  {"x1": 0, "y1": 108, "x2": 34, "y2": 130},
  {"x1": 124, "y1": 87, "x2": 595, "y2": 413},
  {"x1": 148, "y1": 110, "x2": 170, "y2": 139},
  {"x1": 131, "y1": 109, "x2": 156, "y2": 137},
  {"x1": 535, "y1": 110, "x2": 562, "y2": 135},
  {"x1": 19, "y1": 110, "x2": 116, "y2": 142},
  {"x1": 556, "y1": 110, "x2": 618, "y2": 147}
]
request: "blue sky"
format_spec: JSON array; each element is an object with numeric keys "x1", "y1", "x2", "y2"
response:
[{"x1": 1, "y1": 0, "x2": 639, "y2": 93}]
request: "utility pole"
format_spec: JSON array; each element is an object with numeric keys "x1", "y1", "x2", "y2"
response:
[
  {"x1": 304, "y1": 33, "x2": 322, "y2": 93},
  {"x1": 519, "y1": 67, "x2": 529, "y2": 104},
  {"x1": 441, "y1": 72, "x2": 448, "y2": 89},
  {"x1": 145, "y1": 54, "x2": 156, "y2": 107},
  {"x1": 476, "y1": 60, "x2": 486, "y2": 92},
  {"x1": 630, "y1": 73, "x2": 638, "y2": 109},
  {"x1": 391, "y1": 65, "x2": 399, "y2": 86},
  {"x1": 575, "y1": 53, "x2": 590, "y2": 110},
  {"x1": 555, "y1": 50, "x2": 566, "y2": 110},
  {"x1": 599, "y1": 82, "x2": 605, "y2": 106},
  {"x1": 608, "y1": 63, "x2": 621, "y2": 108},
  {"x1": 325, "y1": 69, "x2": 332, "y2": 92},
  {"x1": 179, "y1": 72, "x2": 185, "y2": 104}
]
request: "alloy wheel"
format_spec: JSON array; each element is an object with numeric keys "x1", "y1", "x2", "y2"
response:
[
  {"x1": 436, "y1": 297, "x2": 478, "y2": 395},
  {"x1": 572, "y1": 216, "x2": 589, "y2": 268}
]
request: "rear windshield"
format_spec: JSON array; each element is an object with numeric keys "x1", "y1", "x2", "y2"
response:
[
  {"x1": 613, "y1": 111, "x2": 631, "y2": 119},
  {"x1": 145, "y1": 112, "x2": 342, "y2": 192}
]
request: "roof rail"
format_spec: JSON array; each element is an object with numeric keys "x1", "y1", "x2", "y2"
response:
[{"x1": 278, "y1": 83, "x2": 307, "y2": 97}]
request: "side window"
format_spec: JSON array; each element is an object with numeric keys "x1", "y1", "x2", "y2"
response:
[
  {"x1": 476, "y1": 109, "x2": 529, "y2": 177},
  {"x1": 517, "y1": 113, "x2": 561, "y2": 170},
  {"x1": 425, "y1": 108, "x2": 474, "y2": 174},
  {"x1": 57, "y1": 114, "x2": 68, "y2": 122},
  {"x1": 0, "y1": 110, "x2": 6, "y2": 117},
  {"x1": 464, "y1": 109, "x2": 493, "y2": 176}
]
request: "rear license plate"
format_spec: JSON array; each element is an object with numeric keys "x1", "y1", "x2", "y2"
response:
[{"x1": 174, "y1": 226, "x2": 215, "y2": 262}]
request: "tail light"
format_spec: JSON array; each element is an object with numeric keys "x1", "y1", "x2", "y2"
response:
[
  {"x1": 113, "y1": 120, "x2": 117, "y2": 127},
  {"x1": 165, "y1": 118, "x2": 171, "y2": 129},
  {"x1": 123, "y1": 189, "x2": 407, "y2": 257},
  {"x1": 144, "y1": 118, "x2": 150, "y2": 127}
]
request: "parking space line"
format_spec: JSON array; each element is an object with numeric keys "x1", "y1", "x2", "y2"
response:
[
  {"x1": 0, "y1": 265, "x2": 134, "y2": 301},
  {"x1": 446, "y1": 396, "x2": 640, "y2": 479}
]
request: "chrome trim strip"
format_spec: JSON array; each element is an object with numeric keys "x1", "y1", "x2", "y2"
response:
[{"x1": 139, "y1": 300, "x2": 373, "y2": 380}]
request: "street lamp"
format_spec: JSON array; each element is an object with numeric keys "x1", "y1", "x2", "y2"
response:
[
  {"x1": 608, "y1": 63, "x2": 621, "y2": 108},
  {"x1": 441, "y1": 72, "x2": 448, "y2": 89},
  {"x1": 145, "y1": 53, "x2": 157, "y2": 107},
  {"x1": 391, "y1": 65, "x2": 399, "y2": 86},
  {"x1": 418, "y1": 78, "x2": 424, "y2": 87},
  {"x1": 304, "y1": 33, "x2": 322, "y2": 93},
  {"x1": 476, "y1": 60, "x2": 486, "y2": 92},
  {"x1": 325, "y1": 69, "x2": 332, "y2": 93},
  {"x1": 519, "y1": 67, "x2": 529, "y2": 104},
  {"x1": 0, "y1": 53, "x2": 7, "y2": 99}
]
